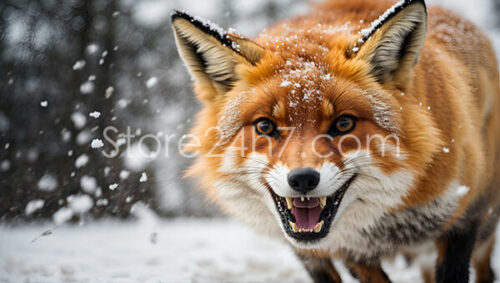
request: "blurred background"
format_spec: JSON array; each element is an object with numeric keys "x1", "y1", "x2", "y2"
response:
[{"x1": 0, "y1": 0, "x2": 499, "y2": 281}]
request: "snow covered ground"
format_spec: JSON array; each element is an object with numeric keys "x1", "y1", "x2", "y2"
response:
[{"x1": 0, "y1": 217, "x2": 499, "y2": 282}]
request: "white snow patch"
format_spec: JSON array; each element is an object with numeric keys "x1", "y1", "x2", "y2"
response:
[
  {"x1": 25, "y1": 200, "x2": 45, "y2": 216},
  {"x1": 0, "y1": 219, "x2": 498, "y2": 282},
  {"x1": 280, "y1": 80, "x2": 291, "y2": 87},
  {"x1": 443, "y1": 147, "x2": 450, "y2": 153},
  {"x1": 109, "y1": 183, "x2": 118, "y2": 191},
  {"x1": 40, "y1": 100, "x2": 48, "y2": 107},
  {"x1": 91, "y1": 139, "x2": 104, "y2": 148},
  {"x1": 456, "y1": 185, "x2": 470, "y2": 196},
  {"x1": 37, "y1": 174, "x2": 58, "y2": 192}
]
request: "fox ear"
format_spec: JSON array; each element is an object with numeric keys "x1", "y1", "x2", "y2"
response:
[
  {"x1": 171, "y1": 11, "x2": 266, "y2": 95},
  {"x1": 353, "y1": 0, "x2": 427, "y2": 84}
]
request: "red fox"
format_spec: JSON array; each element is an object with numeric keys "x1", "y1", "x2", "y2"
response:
[{"x1": 171, "y1": 0, "x2": 500, "y2": 282}]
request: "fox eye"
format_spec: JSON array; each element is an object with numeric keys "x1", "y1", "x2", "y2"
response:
[
  {"x1": 254, "y1": 118, "x2": 277, "y2": 137},
  {"x1": 330, "y1": 115, "x2": 357, "y2": 136}
]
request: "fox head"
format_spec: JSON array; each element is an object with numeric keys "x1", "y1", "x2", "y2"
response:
[{"x1": 171, "y1": 0, "x2": 443, "y2": 248}]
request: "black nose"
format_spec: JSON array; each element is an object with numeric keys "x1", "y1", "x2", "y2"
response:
[{"x1": 287, "y1": 167, "x2": 320, "y2": 194}]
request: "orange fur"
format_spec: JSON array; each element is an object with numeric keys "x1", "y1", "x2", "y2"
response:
[{"x1": 173, "y1": 0, "x2": 500, "y2": 280}]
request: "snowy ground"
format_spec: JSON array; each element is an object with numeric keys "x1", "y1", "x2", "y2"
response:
[{"x1": 1, "y1": 217, "x2": 499, "y2": 282}]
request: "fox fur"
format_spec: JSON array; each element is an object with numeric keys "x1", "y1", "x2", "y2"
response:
[{"x1": 171, "y1": 0, "x2": 500, "y2": 282}]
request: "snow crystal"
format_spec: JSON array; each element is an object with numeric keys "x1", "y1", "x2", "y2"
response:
[
  {"x1": 72, "y1": 60, "x2": 86, "y2": 70},
  {"x1": 443, "y1": 147, "x2": 450, "y2": 153},
  {"x1": 146, "y1": 77, "x2": 158, "y2": 88},
  {"x1": 120, "y1": 170, "x2": 130, "y2": 180},
  {"x1": 1, "y1": 160, "x2": 11, "y2": 172},
  {"x1": 40, "y1": 100, "x2": 48, "y2": 107},
  {"x1": 109, "y1": 183, "x2": 118, "y2": 190},
  {"x1": 96, "y1": 198, "x2": 108, "y2": 206},
  {"x1": 139, "y1": 172, "x2": 148, "y2": 183},
  {"x1": 105, "y1": 86, "x2": 114, "y2": 99},
  {"x1": 71, "y1": 112, "x2": 86, "y2": 129},
  {"x1": 25, "y1": 199, "x2": 45, "y2": 215},
  {"x1": 75, "y1": 154, "x2": 89, "y2": 168},
  {"x1": 86, "y1": 43, "x2": 98, "y2": 54},
  {"x1": 80, "y1": 81, "x2": 95, "y2": 94},
  {"x1": 192, "y1": 14, "x2": 225, "y2": 38},
  {"x1": 91, "y1": 139, "x2": 104, "y2": 148},
  {"x1": 53, "y1": 207, "x2": 73, "y2": 225},
  {"x1": 360, "y1": 0, "x2": 406, "y2": 39},
  {"x1": 69, "y1": 195, "x2": 93, "y2": 214},
  {"x1": 38, "y1": 174, "x2": 58, "y2": 192},
  {"x1": 280, "y1": 81, "x2": 291, "y2": 87},
  {"x1": 456, "y1": 185, "x2": 470, "y2": 196},
  {"x1": 80, "y1": 175, "x2": 97, "y2": 194},
  {"x1": 76, "y1": 130, "x2": 91, "y2": 145},
  {"x1": 231, "y1": 41, "x2": 241, "y2": 51},
  {"x1": 89, "y1": 111, "x2": 101, "y2": 118}
]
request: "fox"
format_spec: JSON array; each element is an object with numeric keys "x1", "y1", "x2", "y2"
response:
[{"x1": 171, "y1": 0, "x2": 500, "y2": 282}]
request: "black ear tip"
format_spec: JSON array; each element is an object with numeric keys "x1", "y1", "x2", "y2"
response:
[{"x1": 171, "y1": 10, "x2": 192, "y2": 23}]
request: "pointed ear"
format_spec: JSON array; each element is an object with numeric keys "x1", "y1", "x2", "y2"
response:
[
  {"x1": 171, "y1": 11, "x2": 266, "y2": 95},
  {"x1": 353, "y1": 0, "x2": 427, "y2": 85}
]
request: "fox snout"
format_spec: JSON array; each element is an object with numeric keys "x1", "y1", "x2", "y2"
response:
[{"x1": 287, "y1": 167, "x2": 320, "y2": 194}]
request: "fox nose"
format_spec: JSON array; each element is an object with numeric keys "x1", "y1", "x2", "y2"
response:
[{"x1": 287, "y1": 167, "x2": 320, "y2": 194}]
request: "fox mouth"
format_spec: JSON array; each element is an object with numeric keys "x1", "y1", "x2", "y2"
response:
[{"x1": 271, "y1": 175, "x2": 357, "y2": 242}]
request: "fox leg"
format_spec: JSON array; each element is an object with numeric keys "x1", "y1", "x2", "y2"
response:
[
  {"x1": 295, "y1": 252, "x2": 342, "y2": 283},
  {"x1": 344, "y1": 259, "x2": 391, "y2": 283},
  {"x1": 472, "y1": 234, "x2": 496, "y2": 283},
  {"x1": 435, "y1": 222, "x2": 478, "y2": 283}
]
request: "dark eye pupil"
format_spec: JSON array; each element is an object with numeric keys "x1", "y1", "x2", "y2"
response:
[
  {"x1": 338, "y1": 118, "x2": 351, "y2": 130},
  {"x1": 259, "y1": 121, "x2": 271, "y2": 133}
]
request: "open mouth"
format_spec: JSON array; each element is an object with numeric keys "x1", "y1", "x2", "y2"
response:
[{"x1": 270, "y1": 175, "x2": 357, "y2": 242}]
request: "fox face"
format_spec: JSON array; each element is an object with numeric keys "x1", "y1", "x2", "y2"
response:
[{"x1": 171, "y1": 0, "x2": 461, "y2": 252}]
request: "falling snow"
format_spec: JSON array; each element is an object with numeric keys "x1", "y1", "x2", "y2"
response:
[
  {"x1": 91, "y1": 139, "x2": 104, "y2": 148},
  {"x1": 145, "y1": 77, "x2": 158, "y2": 88},
  {"x1": 89, "y1": 111, "x2": 101, "y2": 118}
]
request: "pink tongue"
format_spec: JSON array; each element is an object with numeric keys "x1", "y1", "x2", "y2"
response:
[{"x1": 291, "y1": 198, "x2": 322, "y2": 229}]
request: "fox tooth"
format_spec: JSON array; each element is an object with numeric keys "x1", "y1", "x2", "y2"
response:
[
  {"x1": 286, "y1": 198, "x2": 293, "y2": 210},
  {"x1": 301, "y1": 196, "x2": 305, "y2": 201},
  {"x1": 289, "y1": 221, "x2": 298, "y2": 233},
  {"x1": 319, "y1": 197, "x2": 326, "y2": 208},
  {"x1": 314, "y1": 220, "x2": 324, "y2": 233},
  {"x1": 306, "y1": 196, "x2": 310, "y2": 201}
]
